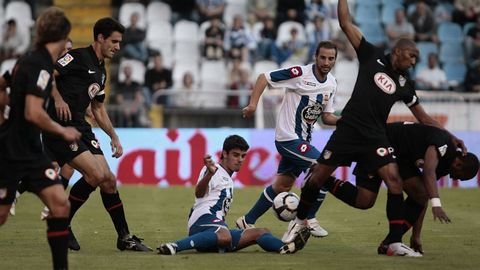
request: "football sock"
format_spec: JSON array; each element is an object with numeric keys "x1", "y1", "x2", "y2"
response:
[
  {"x1": 59, "y1": 174, "x2": 69, "y2": 190},
  {"x1": 68, "y1": 177, "x2": 96, "y2": 222},
  {"x1": 297, "y1": 178, "x2": 320, "y2": 220},
  {"x1": 46, "y1": 218, "x2": 69, "y2": 270},
  {"x1": 384, "y1": 193, "x2": 406, "y2": 244},
  {"x1": 306, "y1": 187, "x2": 327, "y2": 219},
  {"x1": 403, "y1": 196, "x2": 425, "y2": 234},
  {"x1": 244, "y1": 185, "x2": 277, "y2": 224},
  {"x1": 101, "y1": 191, "x2": 130, "y2": 238},
  {"x1": 324, "y1": 177, "x2": 358, "y2": 207},
  {"x1": 175, "y1": 231, "x2": 218, "y2": 252},
  {"x1": 256, "y1": 232, "x2": 284, "y2": 252}
]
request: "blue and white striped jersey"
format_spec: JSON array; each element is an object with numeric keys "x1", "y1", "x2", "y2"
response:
[
  {"x1": 265, "y1": 64, "x2": 337, "y2": 142},
  {"x1": 187, "y1": 165, "x2": 234, "y2": 229}
]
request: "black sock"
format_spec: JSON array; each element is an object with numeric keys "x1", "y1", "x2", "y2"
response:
[
  {"x1": 101, "y1": 191, "x2": 130, "y2": 238},
  {"x1": 297, "y1": 178, "x2": 321, "y2": 220},
  {"x1": 68, "y1": 177, "x2": 96, "y2": 222},
  {"x1": 384, "y1": 193, "x2": 406, "y2": 244},
  {"x1": 324, "y1": 177, "x2": 358, "y2": 207},
  {"x1": 59, "y1": 174, "x2": 69, "y2": 190},
  {"x1": 402, "y1": 196, "x2": 425, "y2": 234},
  {"x1": 46, "y1": 218, "x2": 69, "y2": 270}
]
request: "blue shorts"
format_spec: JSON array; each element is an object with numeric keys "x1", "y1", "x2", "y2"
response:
[
  {"x1": 189, "y1": 214, "x2": 243, "y2": 252},
  {"x1": 275, "y1": 139, "x2": 321, "y2": 177}
]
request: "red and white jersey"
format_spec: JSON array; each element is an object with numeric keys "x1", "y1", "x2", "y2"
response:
[{"x1": 265, "y1": 64, "x2": 337, "y2": 142}]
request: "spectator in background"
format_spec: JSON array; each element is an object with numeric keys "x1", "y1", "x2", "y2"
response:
[
  {"x1": 434, "y1": 1, "x2": 454, "y2": 24},
  {"x1": 465, "y1": 16, "x2": 480, "y2": 63},
  {"x1": 122, "y1": 12, "x2": 148, "y2": 63},
  {"x1": 408, "y1": 1, "x2": 438, "y2": 43},
  {"x1": 307, "y1": 15, "x2": 331, "y2": 59},
  {"x1": 276, "y1": 0, "x2": 306, "y2": 26},
  {"x1": 247, "y1": 0, "x2": 277, "y2": 21},
  {"x1": 224, "y1": 15, "x2": 256, "y2": 62},
  {"x1": 165, "y1": 0, "x2": 197, "y2": 23},
  {"x1": 145, "y1": 54, "x2": 173, "y2": 105},
  {"x1": 228, "y1": 58, "x2": 244, "y2": 86},
  {"x1": 306, "y1": 0, "x2": 329, "y2": 21},
  {"x1": 415, "y1": 53, "x2": 449, "y2": 91},
  {"x1": 228, "y1": 68, "x2": 253, "y2": 108},
  {"x1": 465, "y1": 59, "x2": 480, "y2": 92},
  {"x1": 196, "y1": 0, "x2": 226, "y2": 24},
  {"x1": 171, "y1": 72, "x2": 201, "y2": 107},
  {"x1": 257, "y1": 16, "x2": 277, "y2": 60},
  {"x1": 203, "y1": 16, "x2": 224, "y2": 60},
  {"x1": 271, "y1": 27, "x2": 306, "y2": 65},
  {"x1": 0, "y1": 19, "x2": 28, "y2": 60},
  {"x1": 114, "y1": 65, "x2": 145, "y2": 127},
  {"x1": 452, "y1": 0, "x2": 480, "y2": 26},
  {"x1": 385, "y1": 8, "x2": 415, "y2": 48}
]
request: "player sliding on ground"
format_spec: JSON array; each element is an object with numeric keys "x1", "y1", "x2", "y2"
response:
[{"x1": 157, "y1": 135, "x2": 310, "y2": 255}]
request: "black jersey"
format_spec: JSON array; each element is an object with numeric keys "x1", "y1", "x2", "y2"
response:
[
  {"x1": 386, "y1": 122, "x2": 457, "y2": 178},
  {"x1": 338, "y1": 38, "x2": 419, "y2": 141},
  {"x1": 0, "y1": 47, "x2": 54, "y2": 161},
  {"x1": 48, "y1": 45, "x2": 106, "y2": 128}
]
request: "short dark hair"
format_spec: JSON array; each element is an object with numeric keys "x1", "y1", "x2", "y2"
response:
[
  {"x1": 315, "y1": 40, "x2": 338, "y2": 58},
  {"x1": 222, "y1": 135, "x2": 249, "y2": 155},
  {"x1": 93, "y1": 17, "x2": 125, "y2": 41},
  {"x1": 458, "y1": 152, "x2": 479, "y2": 180},
  {"x1": 35, "y1": 7, "x2": 71, "y2": 47}
]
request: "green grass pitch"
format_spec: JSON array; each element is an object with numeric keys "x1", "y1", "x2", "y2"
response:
[{"x1": 1, "y1": 186, "x2": 479, "y2": 270}]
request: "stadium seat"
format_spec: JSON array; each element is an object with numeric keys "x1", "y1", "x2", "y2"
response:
[
  {"x1": 439, "y1": 43, "x2": 465, "y2": 64},
  {"x1": 118, "y1": 58, "x2": 146, "y2": 84},
  {"x1": 443, "y1": 62, "x2": 467, "y2": 87},
  {"x1": 119, "y1": 2, "x2": 146, "y2": 29},
  {"x1": 199, "y1": 60, "x2": 228, "y2": 108},
  {"x1": 356, "y1": 0, "x2": 380, "y2": 7},
  {"x1": 252, "y1": 60, "x2": 278, "y2": 80},
  {"x1": 5, "y1": 1, "x2": 33, "y2": 30},
  {"x1": 174, "y1": 42, "x2": 200, "y2": 65},
  {"x1": 173, "y1": 20, "x2": 199, "y2": 42},
  {"x1": 359, "y1": 22, "x2": 386, "y2": 46},
  {"x1": 381, "y1": 3, "x2": 404, "y2": 25},
  {"x1": 172, "y1": 61, "x2": 200, "y2": 87},
  {"x1": 354, "y1": 5, "x2": 380, "y2": 25},
  {"x1": 146, "y1": 1, "x2": 171, "y2": 25},
  {"x1": 417, "y1": 41, "x2": 438, "y2": 66},
  {"x1": 146, "y1": 21, "x2": 173, "y2": 67},
  {"x1": 276, "y1": 21, "x2": 306, "y2": 45},
  {"x1": 332, "y1": 58, "x2": 358, "y2": 101},
  {"x1": 437, "y1": 22, "x2": 464, "y2": 43}
]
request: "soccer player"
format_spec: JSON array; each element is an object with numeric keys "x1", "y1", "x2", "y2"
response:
[
  {"x1": 282, "y1": 0, "x2": 466, "y2": 257},
  {"x1": 236, "y1": 41, "x2": 339, "y2": 238},
  {"x1": 0, "y1": 7, "x2": 81, "y2": 270},
  {"x1": 42, "y1": 17, "x2": 151, "y2": 252},
  {"x1": 322, "y1": 122, "x2": 479, "y2": 254},
  {"x1": 157, "y1": 135, "x2": 311, "y2": 255}
]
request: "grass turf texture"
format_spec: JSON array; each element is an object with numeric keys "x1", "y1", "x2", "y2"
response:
[{"x1": 1, "y1": 186, "x2": 479, "y2": 270}]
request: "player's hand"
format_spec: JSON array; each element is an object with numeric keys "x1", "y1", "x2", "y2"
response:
[
  {"x1": 242, "y1": 104, "x2": 256, "y2": 118},
  {"x1": 432, "y1": 207, "x2": 451, "y2": 223},
  {"x1": 62, "y1": 127, "x2": 81, "y2": 143},
  {"x1": 110, "y1": 136, "x2": 123, "y2": 158},
  {"x1": 204, "y1": 154, "x2": 217, "y2": 174},
  {"x1": 452, "y1": 136, "x2": 467, "y2": 155},
  {"x1": 55, "y1": 98, "x2": 72, "y2": 122},
  {"x1": 410, "y1": 236, "x2": 424, "y2": 254}
]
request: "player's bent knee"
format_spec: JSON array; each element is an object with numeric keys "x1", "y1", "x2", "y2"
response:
[{"x1": 49, "y1": 199, "x2": 70, "y2": 218}]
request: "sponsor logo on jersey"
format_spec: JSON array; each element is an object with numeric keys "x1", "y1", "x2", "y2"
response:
[
  {"x1": 297, "y1": 143, "x2": 311, "y2": 153},
  {"x1": 88, "y1": 69, "x2": 96, "y2": 74},
  {"x1": 303, "y1": 80, "x2": 316, "y2": 87},
  {"x1": 289, "y1": 66, "x2": 302, "y2": 78},
  {"x1": 44, "y1": 168, "x2": 58, "y2": 180},
  {"x1": 88, "y1": 83, "x2": 101, "y2": 99},
  {"x1": 323, "y1": 150, "x2": 332, "y2": 160},
  {"x1": 415, "y1": 159, "x2": 425, "y2": 168},
  {"x1": 0, "y1": 188, "x2": 7, "y2": 199},
  {"x1": 376, "y1": 59, "x2": 385, "y2": 66},
  {"x1": 302, "y1": 102, "x2": 323, "y2": 124},
  {"x1": 438, "y1": 144, "x2": 448, "y2": 157},
  {"x1": 374, "y1": 72, "x2": 396, "y2": 94},
  {"x1": 69, "y1": 142, "x2": 78, "y2": 152},
  {"x1": 376, "y1": 147, "x2": 388, "y2": 157},
  {"x1": 57, "y1": 53, "x2": 73, "y2": 66},
  {"x1": 399, "y1": 75, "x2": 406, "y2": 87},
  {"x1": 91, "y1": 140, "x2": 99, "y2": 148},
  {"x1": 36, "y1": 70, "x2": 51, "y2": 91}
]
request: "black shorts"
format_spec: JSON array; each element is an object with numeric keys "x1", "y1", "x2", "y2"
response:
[
  {"x1": 317, "y1": 127, "x2": 396, "y2": 174},
  {"x1": 0, "y1": 158, "x2": 61, "y2": 205},
  {"x1": 43, "y1": 127, "x2": 103, "y2": 166}
]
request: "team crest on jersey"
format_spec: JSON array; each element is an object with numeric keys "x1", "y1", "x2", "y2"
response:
[
  {"x1": 415, "y1": 159, "x2": 424, "y2": 168},
  {"x1": 289, "y1": 66, "x2": 302, "y2": 78},
  {"x1": 302, "y1": 102, "x2": 323, "y2": 124},
  {"x1": 438, "y1": 144, "x2": 448, "y2": 157},
  {"x1": 374, "y1": 72, "x2": 396, "y2": 94},
  {"x1": 323, "y1": 150, "x2": 332, "y2": 160},
  {"x1": 91, "y1": 140, "x2": 99, "y2": 148},
  {"x1": 69, "y1": 142, "x2": 78, "y2": 152},
  {"x1": 88, "y1": 83, "x2": 101, "y2": 99},
  {"x1": 0, "y1": 188, "x2": 6, "y2": 199},
  {"x1": 399, "y1": 75, "x2": 406, "y2": 87},
  {"x1": 44, "y1": 168, "x2": 58, "y2": 181},
  {"x1": 57, "y1": 53, "x2": 73, "y2": 66},
  {"x1": 36, "y1": 70, "x2": 51, "y2": 91},
  {"x1": 376, "y1": 147, "x2": 388, "y2": 157}
]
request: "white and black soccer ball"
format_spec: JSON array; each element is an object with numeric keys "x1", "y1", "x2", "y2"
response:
[{"x1": 272, "y1": 192, "x2": 300, "y2": 222}]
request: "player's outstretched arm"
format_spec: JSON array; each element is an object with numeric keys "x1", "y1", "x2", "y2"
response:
[
  {"x1": 195, "y1": 155, "x2": 218, "y2": 198},
  {"x1": 242, "y1": 74, "x2": 268, "y2": 118},
  {"x1": 91, "y1": 99, "x2": 123, "y2": 158},
  {"x1": 338, "y1": 0, "x2": 363, "y2": 49}
]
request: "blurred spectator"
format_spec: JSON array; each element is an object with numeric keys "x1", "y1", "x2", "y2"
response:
[
  {"x1": 452, "y1": 0, "x2": 480, "y2": 26},
  {"x1": 228, "y1": 68, "x2": 252, "y2": 108},
  {"x1": 415, "y1": 53, "x2": 449, "y2": 91},
  {"x1": 122, "y1": 12, "x2": 148, "y2": 63},
  {"x1": 165, "y1": 0, "x2": 197, "y2": 23},
  {"x1": 276, "y1": 0, "x2": 306, "y2": 26},
  {"x1": 203, "y1": 16, "x2": 225, "y2": 60},
  {"x1": 307, "y1": 15, "x2": 331, "y2": 60},
  {"x1": 257, "y1": 16, "x2": 277, "y2": 60},
  {"x1": 306, "y1": 0, "x2": 329, "y2": 21},
  {"x1": 0, "y1": 19, "x2": 28, "y2": 60},
  {"x1": 228, "y1": 58, "x2": 244, "y2": 86},
  {"x1": 434, "y1": 1, "x2": 454, "y2": 24},
  {"x1": 171, "y1": 72, "x2": 202, "y2": 107},
  {"x1": 224, "y1": 15, "x2": 256, "y2": 61},
  {"x1": 271, "y1": 27, "x2": 307, "y2": 65},
  {"x1": 408, "y1": 1, "x2": 438, "y2": 43},
  {"x1": 114, "y1": 65, "x2": 145, "y2": 127},
  {"x1": 247, "y1": 0, "x2": 277, "y2": 21},
  {"x1": 465, "y1": 60, "x2": 480, "y2": 92},
  {"x1": 385, "y1": 9, "x2": 415, "y2": 47},
  {"x1": 465, "y1": 16, "x2": 480, "y2": 63},
  {"x1": 196, "y1": 0, "x2": 226, "y2": 24},
  {"x1": 145, "y1": 54, "x2": 173, "y2": 105}
]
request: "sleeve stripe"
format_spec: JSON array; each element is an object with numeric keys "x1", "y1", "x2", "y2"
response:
[{"x1": 270, "y1": 69, "x2": 293, "y2": 82}]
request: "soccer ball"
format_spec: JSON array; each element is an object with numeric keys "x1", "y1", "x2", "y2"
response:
[{"x1": 272, "y1": 192, "x2": 300, "y2": 221}]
